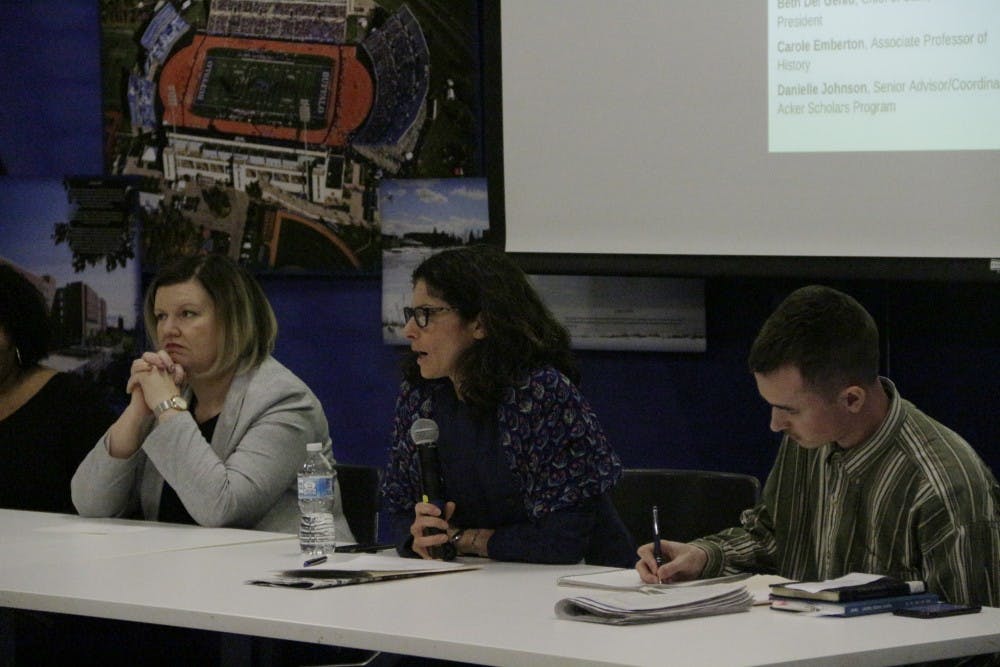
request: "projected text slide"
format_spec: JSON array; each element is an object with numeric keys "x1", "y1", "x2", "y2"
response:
[{"x1": 769, "y1": 0, "x2": 1000, "y2": 152}]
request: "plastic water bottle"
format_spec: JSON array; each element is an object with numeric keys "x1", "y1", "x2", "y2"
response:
[{"x1": 297, "y1": 442, "x2": 336, "y2": 555}]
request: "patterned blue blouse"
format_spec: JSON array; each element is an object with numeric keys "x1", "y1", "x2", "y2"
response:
[{"x1": 381, "y1": 366, "x2": 634, "y2": 566}]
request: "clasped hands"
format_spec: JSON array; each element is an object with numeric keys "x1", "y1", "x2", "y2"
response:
[{"x1": 126, "y1": 350, "x2": 186, "y2": 418}]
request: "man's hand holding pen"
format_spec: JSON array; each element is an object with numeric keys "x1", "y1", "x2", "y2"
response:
[{"x1": 636, "y1": 539, "x2": 709, "y2": 584}]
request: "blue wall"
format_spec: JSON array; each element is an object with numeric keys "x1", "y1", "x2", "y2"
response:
[
  {"x1": 3, "y1": 2, "x2": 995, "y2": 488},
  {"x1": 264, "y1": 273, "x2": 999, "y2": 486}
]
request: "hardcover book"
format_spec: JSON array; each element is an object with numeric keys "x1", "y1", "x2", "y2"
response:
[
  {"x1": 770, "y1": 592, "x2": 940, "y2": 617},
  {"x1": 768, "y1": 572, "x2": 926, "y2": 602}
]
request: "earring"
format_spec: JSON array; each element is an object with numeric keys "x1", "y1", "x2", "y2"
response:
[{"x1": 15, "y1": 346, "x2": 23, "y2": 366}]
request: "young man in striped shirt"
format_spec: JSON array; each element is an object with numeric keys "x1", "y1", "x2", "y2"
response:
[{"x1": 637, "y1": 285, "x2": 999, "y2": 608}]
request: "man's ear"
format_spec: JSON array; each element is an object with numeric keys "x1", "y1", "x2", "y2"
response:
[{"x1": 840, "y1": 385, "x2": 866, "y2": 413}]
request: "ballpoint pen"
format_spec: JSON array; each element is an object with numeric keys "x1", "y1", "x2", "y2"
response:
[
  {"x1": 303, "y1": 555, "x2": 328, "y2": 567},
  {"x1": 652, "y1": 505, "x2": 665, "y2": 568},
  {"x1": 333, "y1": 542, "x2": 396, "y2": 553}
]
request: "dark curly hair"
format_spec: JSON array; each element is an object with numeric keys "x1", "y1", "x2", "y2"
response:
[
  {"x1": 401, "y1": 245, "x2": 578, "y2": 410},
  {"x1": 0, "y1": 263, "x2": 51, "y2": 368}
]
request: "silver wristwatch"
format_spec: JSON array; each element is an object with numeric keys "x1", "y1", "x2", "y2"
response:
[{"x1": 153, "y1": 395, "x2": 188, "y2": 418}]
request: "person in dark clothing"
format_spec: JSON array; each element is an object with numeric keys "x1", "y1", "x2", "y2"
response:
[{"x1": 381, "y1": 245, "x2": 635, "y2": 568}]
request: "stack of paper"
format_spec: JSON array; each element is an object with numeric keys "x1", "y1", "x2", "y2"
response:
[{"x1": 555, "y1": 582, "x2": 754, "y2": 625}]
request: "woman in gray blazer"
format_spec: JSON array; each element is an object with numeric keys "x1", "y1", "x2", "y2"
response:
[{"x1": 72, "y1": 254, "x2": 352, "y2": 539}]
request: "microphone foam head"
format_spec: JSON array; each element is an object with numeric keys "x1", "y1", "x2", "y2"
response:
[{"x1": 409, "y1": 418, "x2": 439, "y2": 445}]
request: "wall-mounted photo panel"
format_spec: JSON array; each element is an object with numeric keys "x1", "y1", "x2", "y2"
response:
[
  {"x1": 529, "y1": 275, "x2": 706, "y2": 353},
  {"x1": 0, "y1": 176, "x2": 142, "y2": 410},
  {"x1": 380, "y1": 178, "x2": 492, "y2": 344},
  {"x1": 97, "y1": 1, "x2": 486, "y2": 274}
]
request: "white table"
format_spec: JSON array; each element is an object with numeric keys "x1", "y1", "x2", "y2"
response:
[
  {"x1": 0, "y1": 509, "x2": 294, "y2": 569},
  {"x1": 1, "y1": 511, "x2": 999, "y2": 666}
]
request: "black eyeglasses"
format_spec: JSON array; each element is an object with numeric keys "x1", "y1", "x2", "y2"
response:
[{"x1": 403, "y1": 306, "x2": 457, "y2": 328}]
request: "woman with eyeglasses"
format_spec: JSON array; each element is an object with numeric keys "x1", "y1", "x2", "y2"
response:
[{"x1": 381, "y1": 244, "x2": 635, "y2": 567}]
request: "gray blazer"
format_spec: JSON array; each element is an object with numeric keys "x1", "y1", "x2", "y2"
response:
[{"x1": 71, "y1": 356, "x2": 354, "y2": 540}]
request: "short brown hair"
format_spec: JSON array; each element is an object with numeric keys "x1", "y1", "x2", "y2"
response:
[
  {"x1": 749, "y1": 285, "x2": 879, "y2": 396},
  {"x1": 143, "y1": 254, "x2": 276, "y2": 377}
]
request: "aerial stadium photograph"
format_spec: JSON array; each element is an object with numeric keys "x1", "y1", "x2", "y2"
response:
[{"x1": 100, "y1": 0, "x2": 486, "y2": 274}]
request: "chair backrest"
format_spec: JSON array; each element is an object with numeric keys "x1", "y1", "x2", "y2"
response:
[
  {"x1": 611, "y1": 468, "x2": 761, "y2": 546},
  {"x1": 334, "y1": 464, "x2": 380, "y2": 544}
]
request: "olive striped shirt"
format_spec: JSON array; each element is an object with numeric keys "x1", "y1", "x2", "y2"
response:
[{"x1": 694, "y1": 378, "x2": 1000, "y2": 606}]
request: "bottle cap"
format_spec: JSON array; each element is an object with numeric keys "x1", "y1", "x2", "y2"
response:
[{"x1": 306, "y1": 442, "x2": 323, "y2": 452}]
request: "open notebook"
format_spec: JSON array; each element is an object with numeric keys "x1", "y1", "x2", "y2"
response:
[{"x1": 557, "y1": 569, "x2": 790, "y2": 604}]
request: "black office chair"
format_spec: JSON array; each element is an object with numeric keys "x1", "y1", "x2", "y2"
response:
[
  {"x1": 611, "y1": 468, "x2": 761, "y2": 546},
  {"x1": 334, "y1": 464, "x2": 381, "y2": 544}
]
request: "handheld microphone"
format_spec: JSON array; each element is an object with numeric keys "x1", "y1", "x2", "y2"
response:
[{"x1": 410, "y1": 418, "x2": 456, "y2": 560}]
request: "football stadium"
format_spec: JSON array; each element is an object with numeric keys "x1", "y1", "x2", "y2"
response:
[
  {"x1": 160, "y1": 34, "x2": 373, "y2": 147},
  {"x1": 122, "y1": 1, "x2": 433, "y2": 271}
]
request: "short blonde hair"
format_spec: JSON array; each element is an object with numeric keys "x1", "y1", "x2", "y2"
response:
[{"x1": 143, "y1": 254, "x2": 276, "y2": 378}]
